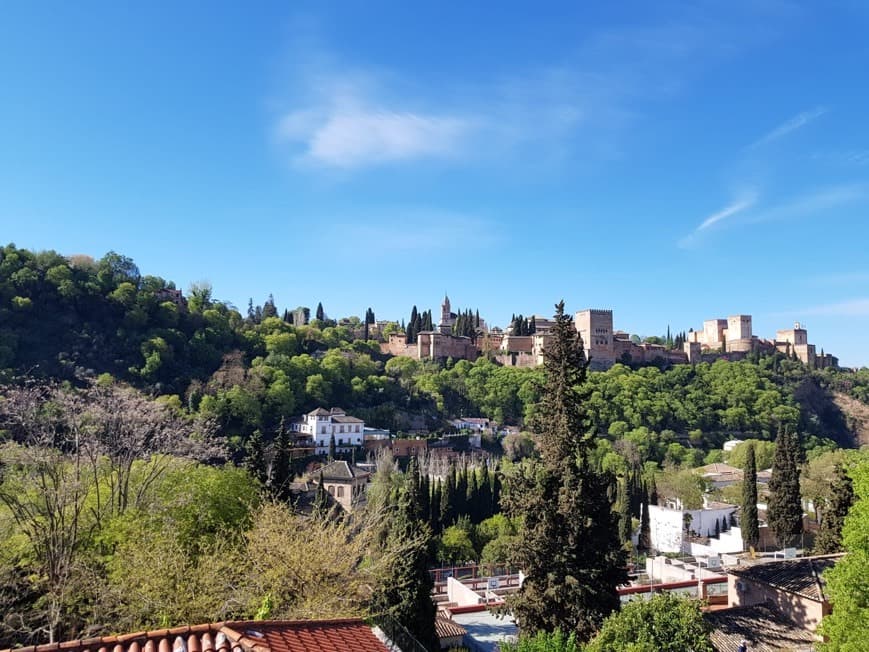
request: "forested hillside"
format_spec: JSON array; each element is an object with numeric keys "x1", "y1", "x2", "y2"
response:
[{"x1": 2, "y1": 244, "x2": 866, "y2": 457}]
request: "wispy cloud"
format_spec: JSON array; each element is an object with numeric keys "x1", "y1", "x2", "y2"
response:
[
  {"x1": 798, "y1": 298, "x2": 869, "y2": 317},
  {"x1": 679, "y1": 183, "x2": 869, "y2": 248},
  {"x1": 271, "y1": 8, "x2": 785, "y2": 172},
  {"x1": 747, "y1": 183, "x2": 868, "y2": 223},
  {"x1": 747, "y1": 106, "x2": 826, "y2": 150},
  {"x1": 678, "y1": 192, "x2": 758, "y2": 248}
]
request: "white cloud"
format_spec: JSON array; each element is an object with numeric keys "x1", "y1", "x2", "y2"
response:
[
  {"x1": 678, "y1": 192, "x2": 757, "y2": 248},
  {"x1": 697, "y1": 194, "x2": 758, "y2": 230},
  {"x1": 277, "y1": 107, "x2": 472, "y2": 168},
  {"x1": 748, "y1": 106, "x2": 826, "y2": 149}
]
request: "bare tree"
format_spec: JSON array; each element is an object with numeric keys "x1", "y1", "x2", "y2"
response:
[{"x1": 0, "y1": 384, "x2": 91, "y2": 643}]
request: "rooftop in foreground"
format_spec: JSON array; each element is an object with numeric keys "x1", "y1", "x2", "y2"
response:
[{"x1": 0, "y1": 620, "x2": 391, "y2": 652}]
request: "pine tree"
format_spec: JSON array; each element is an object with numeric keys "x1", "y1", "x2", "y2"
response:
[
  {"x1": 768, "y1": 429, "x2": 804, "y2": 548},
  {"x1": 503, "y1": 301, "x2": 627, "y2": 641},
  {"x1": 316, "y1": 302, "x2": 325, "y2": 321},
  {"x1": 741, "y1": 442, "x2": 760, "y2": 551},
  {"x1": 814, "y1": 464, "x2": 854, "y2": 554},
  {"x1": 263, "y1": 293, "x2": 278, "y2": 319},
  {"x1": 247, "y1": 298, "x2": 256, "y2": 322},
  {"x1": 371, "y1": 458, "x2": 438, "y2": 650}
]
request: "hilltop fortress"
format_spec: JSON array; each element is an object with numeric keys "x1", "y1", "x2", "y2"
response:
[{"x1": 381, "y1": 296, "x2": 837, "y2": 370}]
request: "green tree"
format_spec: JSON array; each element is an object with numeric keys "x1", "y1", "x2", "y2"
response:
[
  {"x1": 500, "y1": 630, "x2": 580, "y2": 652},
  {"x1": 741, "y1": 442, "x2": 759, "y2": 551},
  {"x1": 819, "y1": 453, "x2": 869, "y2": 650},
  {"x1": 814, "y1": 464, "x2": 854, "y2": 554},
  {"x1": 315, "y1": 302, "x2": 325, "y2": 321},
  {"x1": 370, "y1": 459, "x2": 438, "y2": 650},
  {"x1": 504, "y1": 301, "x2": 627, "y2": 642},
  {"x1": 767, "y1": 429, "x2": 803, "y2": 548},
  {"x1": 585, "y1": 593, "x2": 713, "y2": 652}
]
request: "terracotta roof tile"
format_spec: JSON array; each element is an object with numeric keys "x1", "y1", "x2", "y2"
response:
[
  {"x1": 0, "y1": 620, "x2": 388, "y2": 652},
  {"x1": 728, "y1": 554, "x2": 843, "y2": 602},
  {"x1": 705, "y1": 603, "x2": 818, "y2": 651},
  {"x1": 434, "y1": 617, "x2": 467, "y2": 640}
]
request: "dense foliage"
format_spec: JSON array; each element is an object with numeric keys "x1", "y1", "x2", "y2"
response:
[
  {"x1": 819, "y1": 452, "x2": 869, "y2": 650},
  {"x1": 504, "y1": 302, "x2": 626, "y2": 642},
  {"x1": 767, "y1": 429, "x2": 804, "y2": 548},
  {"x1": 741, "y1": 442, "x2": 759, "y2": 550},
  {"x1": 584, "y1": 594, "x2": 713, "y2": 652}
]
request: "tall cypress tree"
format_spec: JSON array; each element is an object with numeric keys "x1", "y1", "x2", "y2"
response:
[
  {"x1": 430, "y1": 481, "x2": 442, "y2": 535},
  {"x1": 638, "y1": 483, "x2": 651, "y2": 553},
  {"x1": 440, "y1": 472, "x2": 455, "y2": 528},
  {"x1": 272, "y1": 420, "x2": 291, "y2": 500},
  {"x1": 741, "y1": 442, "x2": 760, "y2": 551},
  {"x1": 371, "y1": 458, "x2": 438, "y2": 650},
  {"x1": 815, "y1": 464, "x2": 854, "y2": 554},
  {"x1": 244, "y1": 428, "x2": 268, "y2": 485},
  {"x1": 503, "y1": 301, "x2": 627, "y2": 642},
  {"x1": 478, "y1": 463, "x2": 493, "y2": 521},
  {"x1": 315, "y1": 302, "x2": 325, "y2": 321},
  {"x1": 768, "y1": 429, "x2": 804, "y2": 548}
]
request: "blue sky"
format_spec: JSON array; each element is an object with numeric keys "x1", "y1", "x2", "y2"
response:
[{"x1": 2, "y1": 1, "x2": 869, "y2": 366}]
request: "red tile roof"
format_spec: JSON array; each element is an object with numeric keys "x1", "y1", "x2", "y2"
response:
[{"x1": 0, "y1": 620, "x2": 389, "y2": 652}]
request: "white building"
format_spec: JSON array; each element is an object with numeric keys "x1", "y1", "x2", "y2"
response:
[
  {"x1": 290, "y1": 407, "x2": 364, "y2": 455},
  {"x1": 649, "y1": 502, "x2": 738, "y2": 554}
]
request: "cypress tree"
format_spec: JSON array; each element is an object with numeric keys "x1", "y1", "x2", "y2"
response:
[
  {"x1": 478, "y1": 463, "x2": 493, "y2": 521},
  {"x1": 466, "y1": 466, "x2": 479, "y2": 522},
  {"x1": 430, "y1": 481, "x2": 442, "y2": 535},
  {"x1": 741, "y1": 442, "x2": 760, "y2": 551},
  {"x1": 316, "y1": 302, "x2": 325, "y2": 321},
  {"x1": 503, "y1": 301, "x2": 627, "y2": 641},
  {"x1": 272, "y1": 420, "x2": 291, "y2": 500},
  {"x1": 440, "y1": 472, "x2": 455, "y2": 528},
  {"x1": 617, "y1": 478, "x2": 632, "y2": 545},
  {"x1": 815, "y1": 464, "x2": 854, "y2": 554},
  {"x1": 638, "y1": 484, "x2": 651, "y2": 553},
  {"x1": 454, "y1": 465, "x2": 467, "y2": 519},
  {"x1": 328, "y1": 432, "x2": 336, "y2": 461},
  {"x1": 313, "y1": 471, "x2": 330, "y2": 519},
  {"x1": 768, "y1": 429, "x2": 804, "y2": 548},
  {"x1": 648, "y1": 474, "x2": 658, "y2": 506},
  {"x1": 371, "y1": 458, "x2": 438, "y2": 650},
  {"x1": 244, "y1": 428, "x2": 268, "y2": 485}
]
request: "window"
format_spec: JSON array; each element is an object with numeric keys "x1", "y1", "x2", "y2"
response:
[
  {"x1": 328, "y1": 485, "x2": 335, "y2": 495},
  {"x1": 337, "y1": 486, "x2": 344, "y2": 498},
  {"x1": 339, "y1": 438, "x2": 344, "y2": 445}
]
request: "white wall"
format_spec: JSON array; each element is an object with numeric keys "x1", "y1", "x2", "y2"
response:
[{"x1": 649, "y1": 505, "x2": 737, "y2": 553}]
